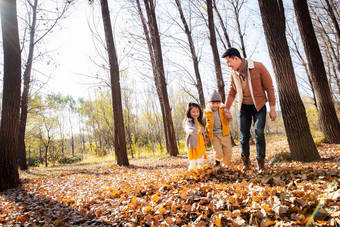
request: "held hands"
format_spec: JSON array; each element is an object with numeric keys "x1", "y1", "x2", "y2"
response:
[
  {"x1": 197, "y1": 129, "x2": 203, "y2": 135},
  {"x1": 225, "y1": 111, "x2": 232, "y2": 119},
  {"x1": 224, "y1": 107, "x2": 232, "y2": 119}
]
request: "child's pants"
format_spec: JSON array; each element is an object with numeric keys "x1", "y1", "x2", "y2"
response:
[{"x1": 212, "y1": 134, "x2": 232, "y2": 166}]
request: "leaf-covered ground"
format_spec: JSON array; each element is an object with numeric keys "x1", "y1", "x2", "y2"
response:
[{"x1": 1, "y1": 140, "x2": 339, "y2": 226}]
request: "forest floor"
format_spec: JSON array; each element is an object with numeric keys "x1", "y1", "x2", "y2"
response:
[{"x1": 0, "y1": 139, "x2": 339, "y2": 226}]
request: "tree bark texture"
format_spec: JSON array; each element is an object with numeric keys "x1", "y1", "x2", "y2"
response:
[
  {"x1": 0, "y1": 0, "x2": 21, "y2": 191},
  {"x1": 207, "y1": 0, "x2": 226, "y2": 103},
  {"x1": 100, "y1": 0, "x2": 129, "y2": 166},
  {"x1": 175, "y1": 0, "x2": 205, "y2": 109},
  {"x1": 293, "y1": 0, "x2": 340, "y2": 144},
  {"x1": 137, "y1": 0, "x2": 179, "y2": 156},
  {"x1": 258, "y1": 0, "x2": 320, "y2": 162}
]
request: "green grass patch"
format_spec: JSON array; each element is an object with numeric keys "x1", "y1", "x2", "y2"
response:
[{"x1": 79, "y1": 153, "x2": 115, "y2": 164}]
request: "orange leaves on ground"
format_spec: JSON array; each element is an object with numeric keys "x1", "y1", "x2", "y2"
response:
[
  {"x1": 165, "y1": 217, "x2": 175, "y2": 225},
  {"x1": 262, "y1": 204, "x2": 272, "y2": 212},
  {"x1": 0, "y1": 140, "x2": 339, "y2": 225},
  {"x1": 264, "y1": 220, "x2": 276, "y2": 226},
  {"x1": 213, "y1": 216, "x2": 222, "y2": 226}
]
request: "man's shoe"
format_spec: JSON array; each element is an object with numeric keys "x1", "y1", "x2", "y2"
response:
[
  {"x1": 257, "y1": 158, "x2": 265, "y2": 173},
  {"x1": 241, "y1": 157, "x2": 251, "y2": 172},
  {"x1": 214, "y1": 160, "x2": 221, "y2": 167}
]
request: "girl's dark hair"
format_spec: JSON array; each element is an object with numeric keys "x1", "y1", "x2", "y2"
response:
[{"x1": 183, "y1": 102, "x2": 204, "y2": 129}]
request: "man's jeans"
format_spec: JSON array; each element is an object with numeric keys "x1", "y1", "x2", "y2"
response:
[{"x1": 239, "y1": 104, "x2": 267, "y2": 160}]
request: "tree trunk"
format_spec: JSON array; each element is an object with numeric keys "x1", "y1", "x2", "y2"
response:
[
  {"x1": 61, "y1": 140, "x2": 64, "y2": 157},
  {"x1": 258, "y1": 0, "x2": 320, "y2": 162},
  {"x1": 39, "y1": 147, "x2": 42, "y2": 163},
  {"x1": 18, "y1": 0, "x2": 38, "y2": 171},
  {"x1": 0, "y1": 0, "x2": 22, "y2": 191},
  {"x1": 175, "y1": 0, "x2": 205, "y2": 109},
  {"x1": 207, "y1": 0, "x2": 225, "y2": 103},
  {"x1": 293, "y1": 0, "x2": 340, "y2": 143},
  {"x1": 135, "y1": 0, "x2": 167, "y2": 145},
  {"x1": 212, "y1": 0, "x2": 231, "y2": 49},
  {"x1": 137, "y1": 0, "x2": 178, "y2": 156},
  {"x1": 71, "y1": 135, "x2": 74, "y2": 157},
  {"x1": 68, "y1": 115, "x2": 75, "y2": 157},
  {"x1": 100, "y1": 0, "x2": 129, "y2": 166},
  {"x1": 45, "y1": 146, "x2": 48, "y2": 167}
]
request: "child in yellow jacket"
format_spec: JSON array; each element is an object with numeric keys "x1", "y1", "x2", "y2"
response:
[{"x1": 204, "y1": 90, "x2": 232, "y2": 167}]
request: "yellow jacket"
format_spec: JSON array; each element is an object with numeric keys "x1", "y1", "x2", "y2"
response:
[{"x1": 204, "y1": 103, "x2": 230, "y2": 141}]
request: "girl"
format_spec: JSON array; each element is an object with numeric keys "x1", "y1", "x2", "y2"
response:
[{"x1": 183, "y1": 102, "x2": 207, "y2": 171}]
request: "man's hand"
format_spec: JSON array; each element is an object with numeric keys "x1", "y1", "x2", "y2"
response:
[{"x1": 269, "y1": 106, "x2": 277, "y2": 121}]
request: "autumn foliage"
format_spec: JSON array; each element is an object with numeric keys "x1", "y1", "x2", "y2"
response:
[{"x1": 0, "y1": 140, "x2": 339, "y2": 226}]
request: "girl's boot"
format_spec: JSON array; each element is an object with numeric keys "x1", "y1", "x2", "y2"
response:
[
  {"x1": 188, "y1": 159, "x2": 197, "y2": 171},
  {"x1": 197, "y1": 157, "x2": 205, "y2": 168}
]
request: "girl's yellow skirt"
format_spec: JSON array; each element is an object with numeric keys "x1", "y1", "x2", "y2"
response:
[{"x1": 188, "y1": 133, "x2": 207, "y2": 160}]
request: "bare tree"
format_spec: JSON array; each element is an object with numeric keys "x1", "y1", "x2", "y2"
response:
[
  {"x1": 207, "y1": 0, "x2": 225, "y2": 102},
  {"x1": 136, "y1": 0, "x2": 178, "y2": 156},
  {"x1": 212, "y1": 0, "x2": 231, "y2": 49},
  {"x1": 143, "y1": 89, "x2": 165, "y2": 153},
  {"x1": 257, "y1": 0, "x2": 320, "y2": 161},
  {"x1": 0, "y1": 0, "x2": 22, "y2": 191},
  {"x1": 17, "y1": 0, "x2": 39, "y2": 170},
  {"x1": 309, "y1": 1, "x2": 339, "y2": 102},
  {"x1": 323, "y1": 0, "x2": 340, "y2": 39},
  {"x1": 287, "y1": 26, "x2": 317, "y2": 107},
  {"x1": 293, "y1": 0, "x2": 340, "y2": 143},
  {"x1": 36, "y1": 116, "x2": 55, "y2": 167},
  {"x1": 18, "y1": 0, "x2": 71, "y2": 170},
  {"x1": 227, "y1": 0, "x2": 247, "y2": 58},
  {"x1": 174, "y1": 0, "x2": 205, "y2": 108},
  {"x1": 99, "y1": 0, "x2": 129, "y2": 166}
]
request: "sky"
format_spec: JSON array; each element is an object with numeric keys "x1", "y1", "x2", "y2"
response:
[
  {"x1": 40, "y1": 1, "x2": 101, "y2": 100},
  {"x1": 30, "y1": 0, "x2": 147, "y2": 101}
]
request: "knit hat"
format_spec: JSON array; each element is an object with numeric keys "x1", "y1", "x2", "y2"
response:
[{"x1": 208, "y1": 90, "x2": 222, "y2": 102}]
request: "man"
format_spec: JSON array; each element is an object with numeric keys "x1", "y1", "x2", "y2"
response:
[{"x1": 221, "y1": 47, "x2": 277, "y2": 173}]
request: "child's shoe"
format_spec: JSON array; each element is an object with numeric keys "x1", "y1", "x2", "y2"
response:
[
  {"x1": 197, "y1": 157, "x2": 205, "y2": 169},
  {"x1": 188, "y1": 159, "x2": 197, "y2": 171},
  {"x1": 214, "y1": 159, "x2": 220, "y2": 167}
]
